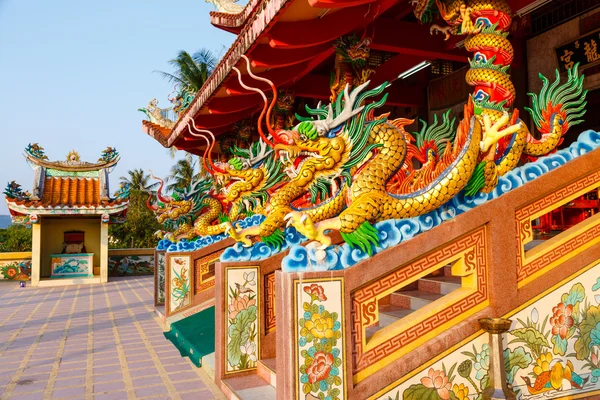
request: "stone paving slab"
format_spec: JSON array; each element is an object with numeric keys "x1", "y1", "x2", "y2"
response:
[{"x1": 0, "y1": 276, "x2": 224, "y2": 400}]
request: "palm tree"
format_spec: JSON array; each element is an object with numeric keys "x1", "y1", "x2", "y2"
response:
[
  {"x1": 155, "y1": 48, "x2": 217, "y2": 93},
  {"x1": 166, "y1": 158, "x2": 201, "y2": 191},
  {"x1": 119, "y1": 169, "x2": 159, "y2": 191}
]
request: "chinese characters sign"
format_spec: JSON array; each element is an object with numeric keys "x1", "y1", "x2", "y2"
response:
[{"x1": 555, "y1": 28, "x2": 600, "y2": 73}]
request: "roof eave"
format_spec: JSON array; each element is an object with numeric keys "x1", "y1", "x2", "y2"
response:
[{"x1": 165, "y1": 0, "x2": 293, "y2": 148}]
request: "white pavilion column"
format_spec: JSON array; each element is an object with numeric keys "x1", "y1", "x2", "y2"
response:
[
  {"x1": 31, "y1": 219, "x2": 41, "y2": 287},
  {"x1": 100, "y1": 219, "x2": 109, "y2": 283}
]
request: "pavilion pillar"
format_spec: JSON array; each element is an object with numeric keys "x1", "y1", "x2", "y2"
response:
[
  {"x1": 31, "y1": 219, "x2": 41, "y2": 287},
  {"x1": 100, "y1": 220, "x2": 109, "y2": 283}
]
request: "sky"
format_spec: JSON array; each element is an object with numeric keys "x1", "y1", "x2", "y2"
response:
[{"x1": 0, "y1": 0, "x2": 236, "y2": 215}]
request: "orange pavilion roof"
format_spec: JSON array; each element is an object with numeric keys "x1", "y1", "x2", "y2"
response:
[
  {"x1": 41, "y1": 177, "x2": 101, "y2": 207},
  {"x1": 5, "y1": 145, "x2": 129, "y2": 220}
]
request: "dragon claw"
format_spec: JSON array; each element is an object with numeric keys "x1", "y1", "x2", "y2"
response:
[
  {"x1": 224, "y1": 221, "x2": 252, "y2": 247},
  {"x1": 430, "y1": 24, "x2": 452, "y2": 40},
  {"x1": 480, "y1": 112, "x2": 523, "y2": 152}
]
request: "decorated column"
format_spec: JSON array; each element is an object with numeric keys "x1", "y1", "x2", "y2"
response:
[{"x1": 30, "y1": 216, "x2": 41, "y2": 287}]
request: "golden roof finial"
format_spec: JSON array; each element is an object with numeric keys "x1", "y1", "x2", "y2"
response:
[{"x1": 66, "y1": 150, "x2": 81, "y2": 163}]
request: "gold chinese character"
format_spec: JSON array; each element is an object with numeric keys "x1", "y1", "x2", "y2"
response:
[
  {"x1": 560, "y1": 49, "x2": 574, "y2": 70},
  {"x1": 575, "y1": 40, "x2": 580, "y2": 49},
  {"x1": 584, "y1": 40, "x2": 600, "y2": 63}
]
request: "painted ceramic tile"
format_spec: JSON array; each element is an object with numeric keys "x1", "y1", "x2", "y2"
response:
[
  {"x1": 226, "y1": 266, "x2": 259, "y2": 374},
  {"x1": 51, "y1": 254, "x2": 93, "y2": 277},
  {"x1": 108, "y1": 255, "x2": 154, "y2": 276},
  {"x1": 169, "y1": 256, "x2": 191, "y2": 313},
  {"x1": 296, "y1": 279, "x2": 345, "y2": 400},
  {"x1": 0, "y1": 259, "x2": 31, "y2": 280},
  {"x1": 157, "y1": 252, "x2": 166, "y2": 305},
  {"x1": 377, "y1": 261, "x2": 600, "y2": 400}
]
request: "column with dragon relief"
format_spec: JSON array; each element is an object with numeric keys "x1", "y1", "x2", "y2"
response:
[
  {"x1": 272, "y1": 89, "x2": 296, "y2": 131},
  {"x1": 412, "y1": 0, "x2": 588, "y2": 195},
  {"x1": 330, "y1": 34, "x2": 375, "y2": 103}
]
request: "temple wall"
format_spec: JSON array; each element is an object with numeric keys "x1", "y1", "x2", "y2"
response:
[
  {"x1": 0, "y1": 248, "x2": 155, "y2": 281},
  {"x1": 40, "y1": 218, "x2": 101, "y2": 277},
  {"x1": 107, "y1": 248, "x2": 154, "y2": 277},
  {"x1": 0, "y1": 252, "x2": 32, "y2": 280},
  {"x1": 527, "y1": 9, "x2": 600, "y2": 94}
]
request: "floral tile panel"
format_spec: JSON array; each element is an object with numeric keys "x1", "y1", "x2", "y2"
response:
[
  {"x1": 226, "y1": 266, "x2": 259, "y2": 374},
  {"x1": 169, "y1": 255, "x2": 191, "y2": 314},
  {"x1": 295, "y1": 279, "x2": 346, "y2": 400}
]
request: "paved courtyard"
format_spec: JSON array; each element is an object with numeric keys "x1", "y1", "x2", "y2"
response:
[{"x1": 0, "y1": 276, "x2": 224, "y2": 400}]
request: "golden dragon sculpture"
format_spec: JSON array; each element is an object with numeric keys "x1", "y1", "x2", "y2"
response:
[
  {"x1": 280, "y1": 82, "x2": 517, "y2": 253},
  {"x1": 272, "y1": 0, "x2": 587, "y2": 254},
  {"x1": 415, "y1": 0, "x2": 587, "y2": 194}
]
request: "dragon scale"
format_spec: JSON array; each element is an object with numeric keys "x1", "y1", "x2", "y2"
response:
[{"x1": 338, "y1": 118, "x2": 482, "y2": 233}]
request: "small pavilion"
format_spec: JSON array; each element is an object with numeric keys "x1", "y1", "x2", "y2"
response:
[{"x1": 4, "y1": 144, "x2": 129, "y2": 287}]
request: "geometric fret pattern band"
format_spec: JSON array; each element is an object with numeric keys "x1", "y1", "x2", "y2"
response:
[
  {"x1": 351, "y1": 227, "x2": 488, "y2": 377},
  {"x1": 516, "y1": 170, "x2": 600, "y2": 284},
  {"x1": 265, "y1": 272, "x2": 276, "y2": 333}
]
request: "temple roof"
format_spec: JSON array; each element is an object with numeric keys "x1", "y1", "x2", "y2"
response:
[
  {"x1": 24, "y1": 144, "x2": 120, "y2": 172},
  {"x1": 41, "y1": 177, "x2": 102, "y2": 207},
  {"x1": 141, "y1": 0, "x2": 545, "y2": 154},
  {"x1": 4, "y1": 144, "x2": 129, "y2": 222}
]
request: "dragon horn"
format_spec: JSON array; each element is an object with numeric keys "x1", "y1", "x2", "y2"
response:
[
  {"x1": 203, "y1": 129, "x2": 227, "y2": 174},
  {"x1": 148, "y1": 170, "x2": 170, "y2": 203},
  {"x1": 187, "y1": 120, "x2": 226, "y2": 174},
  {"x1": 329, "y1": 82, "x2": 368, "y2": 128},
  {"x1": 232, "y1": 66, "x2": 275, "y2": 148},
  {"x1": 240, "y1": 55, "x2": 286, "y2": 145},
  {"x1": 139, "y1": 184, "x2": 158, "y2": 211},
  {"x1": 186, "y1": 119, "x2": 213, "y2": 175}
]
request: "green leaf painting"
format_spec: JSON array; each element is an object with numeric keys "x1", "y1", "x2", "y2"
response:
[{"x1": 227, "y1": 305, "x2": 257, "y2": 367}]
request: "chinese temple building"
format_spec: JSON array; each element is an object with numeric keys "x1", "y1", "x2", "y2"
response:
[
  {"x1": 141, "y1": 1, "x2": 600, "y2": 399},
  {"x1": 4, "y1": 144, "x2": 129, "y2": 287}
]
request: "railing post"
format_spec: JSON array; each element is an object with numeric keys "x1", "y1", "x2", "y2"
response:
[
  {"x1": 480, "y1": 318, "x2": 516, "y2": 400},
  {"x1": 277, "y1": 272, "x2": 348, "y2": 400}
]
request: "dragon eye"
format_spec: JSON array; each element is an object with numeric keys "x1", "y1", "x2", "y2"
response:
[
  {"x1": 298, "y1": 121, "x2": 318, "y2": 140},
  {"x1": 228, "y1": 158, "x2": 243, "y2": 171}
]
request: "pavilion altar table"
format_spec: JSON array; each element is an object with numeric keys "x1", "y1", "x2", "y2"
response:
[{"x1": 50, "y1": 253, "x2": 94, "y2": 278}]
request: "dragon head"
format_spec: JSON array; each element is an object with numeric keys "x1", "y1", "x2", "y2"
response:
[
  {"x1": 275, "y1": 90, "x2": 295, "y2": 114},
  {"x1": 25, "y1": 143, "x2": 49, "y2": 160},
  {"x1": 336, "y1": 34, "x2": 372, "y2": 68},
  {"x1": 275, "y1": 129, "x2": 348, "y2": 188},
  {"x1": 411, "y1": 0, "x2": 437, "y2": 23},
  {"x1": 275, "y1": 82, "x2": 388, "y2": 193},
  {"x1": 99, "y1": 147, "x2": 119, "y2": 163},
  {"x1": 4, "y1": 181, "x2": 27, "y2": 199},
  {"x1": 216, "y1": 140, "x2": 285, "y2": 214},
  {"x1": 145, "y1": 173, "x2": 213, "y2": 232}
]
